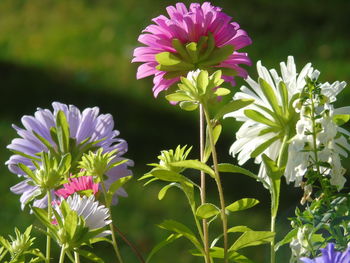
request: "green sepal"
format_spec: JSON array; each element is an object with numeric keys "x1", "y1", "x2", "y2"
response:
[
  {"x1": 156, "y1": 52, "x2": 194, "y2": 71},
  {"x1": 214, "y1": 88, "x2": 231, "y2": 96},
  {"x1": 244, "y1": 109, "x2": 278, "y2": 128},
  {"x1": 259, "y1": 78, "x2": 283, "y2": 117},
  {"x1": 165, "y1": 92, "x2": 193, "y2": 102},
  {"x1": 56, "y1": 110, "x2": 70, "y2": 153},
  {"x1": 250, "y1": 135, "x2": 280, "y2": 158}
]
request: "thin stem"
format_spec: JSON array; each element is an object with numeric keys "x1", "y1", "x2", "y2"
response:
[
  {"x1": 270, "y1": 134, "x2": 289, "y2": 263},
  {"x1": 100, "y1": 181, "x2": 124, "y2": 263},
  {"x1": 112, "y1": 224, "x2": 146, "y2": 263},
  {"x1": 74, "y1": 252, "x2": 80, "y2": 263},
  {"x1": 59, "y1": 246, "x2": 66, "y2": 263},
  {"x1": 46, "y1": 191, "x2": 52, "y2": 263},
  {"x1": 199, "y1": 105, "x2": 211, "y2": 263},
  {"x1": 202, "y1": 104, "x2": 228, "y2": 263}
]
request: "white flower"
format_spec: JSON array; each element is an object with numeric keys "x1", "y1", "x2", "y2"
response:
[
  {"x1": 225, "y1": 56, "x2": 317, "y2": 185},
  {"x1": 285, "y1": 93, "x2": 350, "y2": 189},
  {"x1": 54, "y1": 193, "x2": 111, "y2": 236}
]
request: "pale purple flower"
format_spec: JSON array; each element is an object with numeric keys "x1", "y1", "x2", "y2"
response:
[
  {"x1": 6, "y1": 102, "x2": 133, "y2": 208},
  {"x1": 133, "y1": 2, "x2": 252, "y2": 97},
  {"x1": 300, "y1": 243, "x2": 350, "y2": 263}
]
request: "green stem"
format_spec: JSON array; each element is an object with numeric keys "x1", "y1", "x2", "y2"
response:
[
  {"x1": 100, "y1": 180, "x2": 124, "y2": 263},
  {"x1": 270, "y1": 134, "x2": 289, "y2": 263},
  {"x1": 202, "y1": 104, "x2": 228, "y2": 263},
  {"x1": 46, "y1": 191, "x2": 52, "y2": 263},
  {"x1": 199, "y1": 105, "x2": 211, "y2": 263},
  {"x1": 74, "y1": 252, "x2": 80, "y2": 263},
  {"x1": 59, "y1": 246, "x2": 66, "y2": 263}
]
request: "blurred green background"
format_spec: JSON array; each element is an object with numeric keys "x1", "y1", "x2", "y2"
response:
[{"x1": 0, "y1": 0, "x2": 349, "y2": 262}]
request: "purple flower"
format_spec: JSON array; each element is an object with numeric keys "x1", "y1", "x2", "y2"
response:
[
  {"x1": 300, "y1": 243, "x2": 350, "y2": 263},
  {"x1": 6, "y1": 102, "x2": 133, "y2": 209},
  {"x1": 132, "y1": 2, "x2": 252, "y2": 97}
]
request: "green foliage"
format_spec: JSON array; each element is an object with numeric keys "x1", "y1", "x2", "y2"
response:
[
  {"x1": 0, "y1": 226, "x2": 45, "y2": 263},
  {"x1": 196, "y1": 203, "x2": 220, "y2": 219},
  {"x1": 165, "y1": 69, "x2": 225, "y2": 108}
]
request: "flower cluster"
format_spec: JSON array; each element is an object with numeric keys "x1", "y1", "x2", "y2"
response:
[{"x1": 6, "y1": 102, "x2": 133, "y2": 209}]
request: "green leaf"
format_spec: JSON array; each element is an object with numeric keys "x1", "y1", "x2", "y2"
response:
[
  {"x1": 228, "y1": 226, "x2": 253, "y2": 233},
  {"x1": 214, "y1": 88, "x2": 230, "y2": 96},
  {"x1": 106, "y1": 175, "x2": 132, "y2": 206},
  {"x1": 146, "y1": 234, "x2": 182, "y2": 263},
  {"x1": 56, "y1": 110, "x2": 70, "y2": 153},
  {"x1": 230, "y1": 231, "x2": 275, "y2": 251},
  {"x1": 196, "y1": 203, "x2": 220, "y2": 219},
  {"x1": 170, "y1": 160, "x2": 215, "y2": 178},
  {"x1": 215, "y1": 99, "x2": 254, "y2": 120},
  {"x1": 229, "y1": 251, "x2": 255, "y2": 263},
  {"x1": 147, "y1": 169, "x2": 185, "y2": 183},
  {"x1": 226, "y1": 198, "x2": 260, "y2": 212},
  {"x1": 274, "y1": 228, "x2": 297, "y2": 251},
  {"x1": 32, "y1": 207, "x2": 55, "y2": 232},
  {"x1": 250, "y1": 135, "x2": 280, "y2": 158},
  {"x1": 18, "y1": 163, "x2": 36, "y2": 182},
  {"x1": 244, "y1": 109, "x2": 278, "y2": 128},
  {"x1": 166, "y1": 92, "x2": 193, "y2": 102},
  {"x1": 259, "y1": 78, "x2": 283, "y2": 116},
  {"x1": 217, "y1": 163, "x2": 269, "y2": 188},
  {"x1": 158, "y1": 220, "x2": 202, "y2": 251},
  {"x1": 78, "y1": 249, "x2": 104, "y2": 263},
  {"x1": 158, "y1": 183, "x2": 177, "y2": 200},
  {"x1": 179, "y1": 101, "x2": 198, "y2": 111},
  {"x1": 204, "y1": 123, "x2": 222, "y2": 162},
  {"x1": 333, "y1": 114, "x2": 350, "y2": 126},
  {"x1": 180, "y1": 181, "x2": 195, "y2": 209}
]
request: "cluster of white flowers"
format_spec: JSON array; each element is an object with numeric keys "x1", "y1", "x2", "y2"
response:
[
  {"x1": 226, "y1": 56, "x2": 349, "y2": 189},
  {"x1": 285, "y1": 92, "x2": 350, "y2": 189}
]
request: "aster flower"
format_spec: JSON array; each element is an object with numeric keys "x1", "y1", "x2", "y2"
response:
[
  {"x1": 6, "y1": 102, "x2": 133, "y2": 208},
  {"x1": 132, "y1": 2, "x2": 252, "y2": 97},
  {"x1": 300, "y1": 243, "x2": 350, "y2": 263},
  {"x1": 55, "y1": 175, "x2": 99, "y2": 199},
  {"x1": 53, "y1": 193, "x2": 111, "y2": 234},
  {"x1": 225, "y1": 56, "x2": 317, "y2": 184}
]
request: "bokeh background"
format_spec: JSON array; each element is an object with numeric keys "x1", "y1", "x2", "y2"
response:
[{"x1": 0, "y1": 0, "x2": 349, "y2": 262}]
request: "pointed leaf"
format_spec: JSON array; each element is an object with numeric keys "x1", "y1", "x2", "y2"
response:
[
  {"x1": 158, "y1": 183, "x2": 177, "y2": 200},
  {"x1": 274, "y1": 228, "x2": 297, "y2": 251},
  {"x1": 170, "y1": 160, "x2": 215, "y2": 178},
  {"x1": 214, "y1": 88, "x2": 230, "y2": 97},
  {"x1": 56, "y1": 110, "x2": 70, "y2": 153},
  {"x1": 230, "y1": 231, "x2": 275, "y2": 251},
  {"x1": 148, "y1": 170, "x2": 185, "y2": 183},
  {"x1": 197, "y1": 70, "x2": 209, "y2": 94},
  {"x1": 226, "y1": 198, "x2": 260, "y2": 213},
  {"x1": 106, "y1": 175, "x2": 132, "y2": 206},
  {"x1": 259, "y1": 78, "x2": 282, "y2": 116},
  {"x1": 166, "y1": 92, "x2": 193, "y2": 102},
  {"x1": 158, "y1": 220, "x2": 202, "y2": 251},
  {"x1": 179, "y1": 101, "x2": 198, "y2": 111},
  {"x1": 216, "y1": 99, "x2": 254, "y2": 120},
  {"x1": 78, "y1": 249, "x2": 104, "y2": 263},
  {"x1": 204, "y1": 123, "x2": 222, "y2": 162}
]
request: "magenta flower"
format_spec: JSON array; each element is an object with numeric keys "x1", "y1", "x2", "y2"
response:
[
  {"x1": 132, "y1": 2, "x2": 252, "y2": 97},
  {"x1": 55, "y1": 175, "x2": 99, "y2": 199}
]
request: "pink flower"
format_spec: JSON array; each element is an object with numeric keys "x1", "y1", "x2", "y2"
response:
[
  {"x1": 55, "y1": 176, "x2": 99, "y2": 199},
  {"x1": 133, "y1": 2, "x2": 252, "y2": 97}
]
